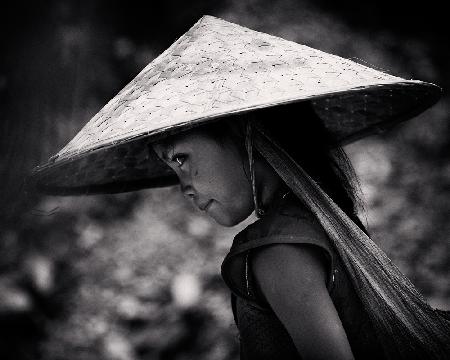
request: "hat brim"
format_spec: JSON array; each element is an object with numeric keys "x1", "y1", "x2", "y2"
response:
[{"x1": 29, "y1": 80, "x2": 440, "y2": 195}]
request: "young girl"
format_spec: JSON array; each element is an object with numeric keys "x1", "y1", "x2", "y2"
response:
[
  {"x1": 31, "y1": 16, "x2": 449, "y2": 359},
  {"x1": 151, "y1": 106, "x2": 378, "y2": 359}
]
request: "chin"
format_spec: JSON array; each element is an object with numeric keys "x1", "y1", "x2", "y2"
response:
[
  {"x1": 208, "y1": 213, "x2": 234, "y2": 227},
  {"x1": 210, "y1": 209, "x2": 252, "y2": 227},
  {"x1": 215, "y1": 217, "x2": 239, "y2": 227}
]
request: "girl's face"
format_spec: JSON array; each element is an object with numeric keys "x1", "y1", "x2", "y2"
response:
[{"x1": 152, "y1": 128, "x2": 254, "y2": 226}]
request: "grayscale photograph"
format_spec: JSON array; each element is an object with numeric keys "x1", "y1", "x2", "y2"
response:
[{"x1": 1, "y1": 1, "x2": 449, "y2": 359}]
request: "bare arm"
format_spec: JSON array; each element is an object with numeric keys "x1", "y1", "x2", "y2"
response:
[{"x1": 251, "y1": 243, "x2": 355, "y2": 360}]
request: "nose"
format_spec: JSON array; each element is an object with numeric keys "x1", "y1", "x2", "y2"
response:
[
  {"x1": 181, "y1": 183, "x2": 196, "y2": 200},
  {"x1": 181, "y1": 183, "x2": 208, "y2": 211}
]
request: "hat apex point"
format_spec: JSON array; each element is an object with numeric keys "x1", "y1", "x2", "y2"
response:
[{"x1": 200, "y1": 14, "x2": 217, "y2": 21}]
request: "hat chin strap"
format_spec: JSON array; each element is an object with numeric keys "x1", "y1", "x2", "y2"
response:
[
  {"x1": 251, "y1": 121, "x2": 450, "y2": 359},
  {"x1": 245, "y1": 121, "x2": 265, "y2": 218}
]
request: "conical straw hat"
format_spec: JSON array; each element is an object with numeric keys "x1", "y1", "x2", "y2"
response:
[{"x1": 30, "y1": 15, "x2": 441, "y2": 195}]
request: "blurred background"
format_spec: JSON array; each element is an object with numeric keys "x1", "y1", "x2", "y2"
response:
[{"x1": 1, "y1": 1, "x2": 448, "y2": 359}]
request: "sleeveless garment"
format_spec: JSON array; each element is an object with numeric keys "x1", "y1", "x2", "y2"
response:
[{"x1": 221, "y1": 193, "x2": 387, "y2": 359}]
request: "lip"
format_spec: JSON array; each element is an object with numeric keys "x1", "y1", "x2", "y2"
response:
[{"x1": 199, "y1": 200, "x2": 213, "y2": 212}]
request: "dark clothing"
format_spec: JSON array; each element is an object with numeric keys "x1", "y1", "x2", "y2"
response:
[{"x1": 221, "y1": 193, "x2": 387, "y2": 359}]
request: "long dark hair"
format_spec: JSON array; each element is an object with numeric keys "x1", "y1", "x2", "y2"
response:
[
  {"x1": 200, "y1": 101, "x2": 367, "y2": 233},
  {"x1": 252, "y1": 101, "x2": 368, "y2": 234}
]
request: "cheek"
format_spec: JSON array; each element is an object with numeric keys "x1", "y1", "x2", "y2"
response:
[
  {"x1": 221, "y1": 161, "x2": 251, "y2": 197},
  {"x1": 195, "y1": 156, "x2": 247, "y2": 198},
  {"x1": 188, "y1": 140, "x2": 254, "y2": 224},
  {"x1": 205, "y1": 165, "x2": 254, "y2": 224}
]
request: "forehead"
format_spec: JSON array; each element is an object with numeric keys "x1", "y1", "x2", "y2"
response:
[{"x1": 152, "y1": 129, "x2": 211, "y2": 158}]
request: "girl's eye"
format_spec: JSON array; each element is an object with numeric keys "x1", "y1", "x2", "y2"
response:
[{"x1": 171, "y1": 154, "x2": 187, "y2": 167}]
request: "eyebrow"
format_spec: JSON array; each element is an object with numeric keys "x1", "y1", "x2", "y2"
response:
[
  {"x1": 160, "y1": 148, "x2": 170, "y2": 161},
  {"x1": 158, "y1": 142, "x2": 175, "y2": 162}
]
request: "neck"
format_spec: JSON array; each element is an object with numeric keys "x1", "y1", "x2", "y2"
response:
[{"x1": 255, "y1": 158, "x2": 284, "y2": 212}]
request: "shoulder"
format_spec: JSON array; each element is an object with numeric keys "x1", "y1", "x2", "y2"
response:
[
  {"x1": 221, "y1": 193, "x2": 336, "y2": 304},
  {"x1": 250, "y1": 242, "x2": 329, "y2": 302},
  {"x1": 248, "y1": 194, "x2": 329, "y2": 283}
]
